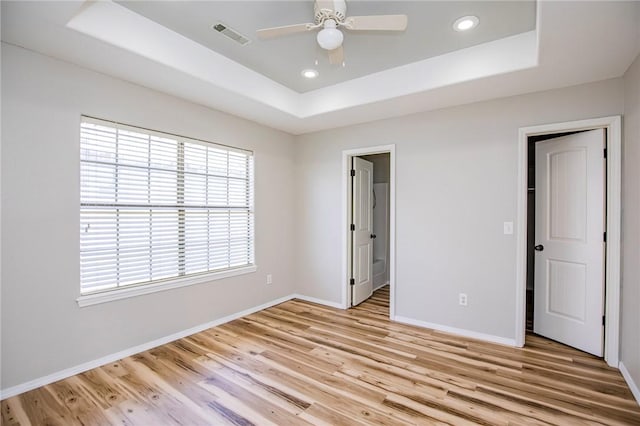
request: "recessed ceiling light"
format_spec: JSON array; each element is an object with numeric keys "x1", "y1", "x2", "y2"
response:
[
  {"x1": 453, "y1": 16, "x2": 479, "y2": 32},
  {"x1": 301, "y1": 69, "x2": 319, "y2": 79}
]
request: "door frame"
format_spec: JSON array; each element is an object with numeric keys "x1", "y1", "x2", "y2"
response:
[
  {"x1": 516, "y1": 116, "x2": 621, "y2": 367},
  {"x1": 342, "y1": 144, "x2": 396, "y2": 318}
]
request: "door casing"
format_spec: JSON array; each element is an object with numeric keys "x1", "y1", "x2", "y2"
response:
[
  {"x1": 516, "y1": 116, "x2": 621, "y2": 367},
  {"x1": 343, "y1": 145, "x2": 396, "y2": 317}
]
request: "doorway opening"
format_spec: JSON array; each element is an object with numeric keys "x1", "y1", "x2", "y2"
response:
[
  {"x1": 360, "y1": 153, "x2": 391, "y2": 292},
  {"x1": 516, "y1": 116, "x2": 621, "y2": 367},
  {"x1": 342, "y1": 145, "x2": 395, "y2": 318},
  {"x1": 526, "y1": 129, "x2": 605, "y2": 356}
]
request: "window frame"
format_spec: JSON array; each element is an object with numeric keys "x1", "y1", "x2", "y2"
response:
[{"x1": 77, "y1": 116, "x2": 256, "y2": 307}]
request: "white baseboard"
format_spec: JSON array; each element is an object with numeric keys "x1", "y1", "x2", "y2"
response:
[
  {"x1": 620, "y1": 362, "x2": 640, "y2": 405},
  {"x1": 291, "y1": 294, "x2": 345, "y2": 309},
  {"x1": 373, "y1": 282, "x2": 390, "y2": 291},
  {"x1": 393, "y1": 315, "x2": 516, "y2": 347},
  {"x1": 0, "y1": 294, "x2": 295, "y2": 400}
]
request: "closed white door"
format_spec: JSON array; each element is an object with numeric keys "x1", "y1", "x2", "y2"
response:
[
  {"x1": 351, "y1": 157, "x2": 374, "y2": 306},
  {"x1": 534, "y1": 129, "x2": 605, "y2": 356}
]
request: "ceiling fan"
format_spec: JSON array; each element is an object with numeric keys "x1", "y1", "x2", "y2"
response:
[{"x1": 256, "y1": 0, "x2": 408, "y2": 65}]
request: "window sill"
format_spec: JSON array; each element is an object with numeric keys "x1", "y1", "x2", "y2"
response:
[{"x1": 76, "y1": 265, "x2": 257, "y2": 307}]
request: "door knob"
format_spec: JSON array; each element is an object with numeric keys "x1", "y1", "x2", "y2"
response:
[
  {"x1": 534, "y1": 244, "x2": 544, "y2": 251},
  {"x1": 370, "y1": 234, "x2": 377, "y2": 239}
]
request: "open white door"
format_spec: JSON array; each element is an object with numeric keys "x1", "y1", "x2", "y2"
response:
[
  {"x1": 351, "y1": 157, "x2": 374, "y2": 306},
  {"x1": 534, "y1": 129, "x2": 605, "y2": 356}
]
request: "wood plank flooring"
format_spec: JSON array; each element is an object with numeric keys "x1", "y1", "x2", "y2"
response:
[{"x1": 3, "y1": 285, "x2": 640, "y2": 425}]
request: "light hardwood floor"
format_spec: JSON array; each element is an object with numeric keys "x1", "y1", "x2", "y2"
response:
[{"x1": 3, "y1": 285, "x2": 640, "y2": 425}]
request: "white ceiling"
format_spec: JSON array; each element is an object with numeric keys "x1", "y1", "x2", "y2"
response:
[
  {"x1": 1, "y1": 1, "x2": 639, "y2": 135},
  {"x1": 116, "y1": 1, "x2": 537, "y2": 93}
]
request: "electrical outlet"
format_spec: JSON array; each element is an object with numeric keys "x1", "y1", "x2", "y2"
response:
[
  {"x1": 459, "y1": 293, "x2": 468, "y2": 306},
  {"x1": 266, "y1": 274, "x2": 273, "y2": 285}
]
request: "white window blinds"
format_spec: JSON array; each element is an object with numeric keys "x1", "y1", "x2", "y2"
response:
[{"x1": 80, "y1": 116, "x2": 254, "y2": 294}]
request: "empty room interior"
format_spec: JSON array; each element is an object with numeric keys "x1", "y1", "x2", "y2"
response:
[{"x1": 2, "y1": 0, "x2": 640, "y2": 424}]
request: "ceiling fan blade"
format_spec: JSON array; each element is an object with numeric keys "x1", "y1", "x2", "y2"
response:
[
  {"x1": 328, "y1": 45, "x2": 344, "y2": 65},
  {"x1": 256, "y1": 23, "x2": 314, "y2": 39},
  {"x1": 343, "y1": 15, "x2": 408, "y2": 31}
]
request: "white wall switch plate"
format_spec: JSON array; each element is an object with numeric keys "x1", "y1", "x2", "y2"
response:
[
  {"x1": 266, "y1": 274, "x2": 273, "y2": 285},
  {"x1": 503, "y1": 221, "x2": 514, "y2": 235}
]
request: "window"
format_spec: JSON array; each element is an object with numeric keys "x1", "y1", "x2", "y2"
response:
[{"x1": 80, "y1": 116, "x2": 254, "y2": 298}]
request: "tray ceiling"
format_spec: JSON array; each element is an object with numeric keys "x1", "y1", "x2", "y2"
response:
[{"x1": 117, "y1": 1, "x2": 537, "y2": 93}]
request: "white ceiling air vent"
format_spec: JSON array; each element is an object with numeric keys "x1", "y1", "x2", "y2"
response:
[{"x1": 212, "y1": 23, "x2": 251, "y2": 46}]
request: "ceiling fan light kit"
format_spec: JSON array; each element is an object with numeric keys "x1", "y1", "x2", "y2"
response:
[
  {"x1": 317, "y1": 19, "x2": 344, "y2": 51},
  {"x1": 257, "y1": 0, "x2": 408, "y2": 65}
]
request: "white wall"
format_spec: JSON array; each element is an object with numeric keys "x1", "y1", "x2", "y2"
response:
[
  {"x1": 295, "y1": 79, "x2": 624, "y2": 340},
  {"x1": 621, "y1": 53, "x2": 640, "y2": 394},
  {"x1": 0, "y1": 44, "x2": 296, "y2": 389}
]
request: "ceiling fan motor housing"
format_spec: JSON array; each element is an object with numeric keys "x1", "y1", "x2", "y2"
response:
[{"x1": 314, "y1": 0, "x2": 346, "y2": 24}]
